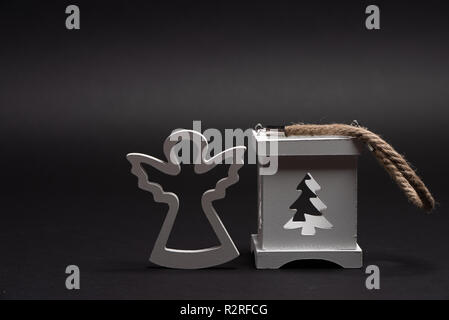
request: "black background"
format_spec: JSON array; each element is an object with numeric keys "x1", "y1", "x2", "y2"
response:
[{"x1": 0, "y1": 0, "x2": 448, "y2": 299}]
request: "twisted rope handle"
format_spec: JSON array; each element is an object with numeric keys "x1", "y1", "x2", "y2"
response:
[{"x1": 284, "y1": 123, "x2": 435, "y2": 212}]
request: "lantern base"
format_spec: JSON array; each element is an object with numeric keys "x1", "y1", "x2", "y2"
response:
[{"x1": 251, "y1": 234, "x2": 363, "y2": 269}]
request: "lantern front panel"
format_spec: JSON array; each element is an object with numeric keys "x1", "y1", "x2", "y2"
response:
[{"x1": 258, "y1": 155, "x2": 358, "y2": 251}]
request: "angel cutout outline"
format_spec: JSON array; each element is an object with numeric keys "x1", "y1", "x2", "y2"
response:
[{"x1": 126, "y1": 129, "x2": 246, "y2": 269}]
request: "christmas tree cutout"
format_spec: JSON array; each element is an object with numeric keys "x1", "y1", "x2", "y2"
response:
[{"x1": 283, "y1": 173, "x2": 333, "y2": 236}]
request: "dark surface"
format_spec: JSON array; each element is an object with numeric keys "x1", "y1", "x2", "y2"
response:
[{"x1": 1, "y1": 0, "x2": 448, "y2": 299}]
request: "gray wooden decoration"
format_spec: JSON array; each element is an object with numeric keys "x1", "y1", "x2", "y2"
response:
[
  {"x1": 127, "y1": 130, "x2": 246, "y2": 269},
  {"x1": 250, "y1": 129, "x2": 363, "y2": 269}
]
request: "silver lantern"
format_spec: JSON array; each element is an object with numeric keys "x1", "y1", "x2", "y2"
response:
[{"x1": 250, "y1": 128, "x2": 363, "y2": 269}]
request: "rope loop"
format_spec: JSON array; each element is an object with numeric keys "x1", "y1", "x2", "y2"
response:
[{"x1": 284, "y1": 123, "x2": 435, "y2": 212}]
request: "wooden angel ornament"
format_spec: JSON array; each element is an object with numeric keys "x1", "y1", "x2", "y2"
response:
[{"x1": 126, "y1": 130, "x2": 246, "y2": 269}]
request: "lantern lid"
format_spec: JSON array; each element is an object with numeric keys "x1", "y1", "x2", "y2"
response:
[{"x1": 250, "y1": 129, "x2": 363, "y2": 156}]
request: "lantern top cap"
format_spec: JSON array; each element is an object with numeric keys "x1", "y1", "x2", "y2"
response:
[{"x1": 251, "y1": 130, "x2": 363, "y2": 156}]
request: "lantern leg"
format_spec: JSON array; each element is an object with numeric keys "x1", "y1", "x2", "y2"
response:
[{"x1": 251, "y1": 234, "x2": 362, "y2": 269}]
